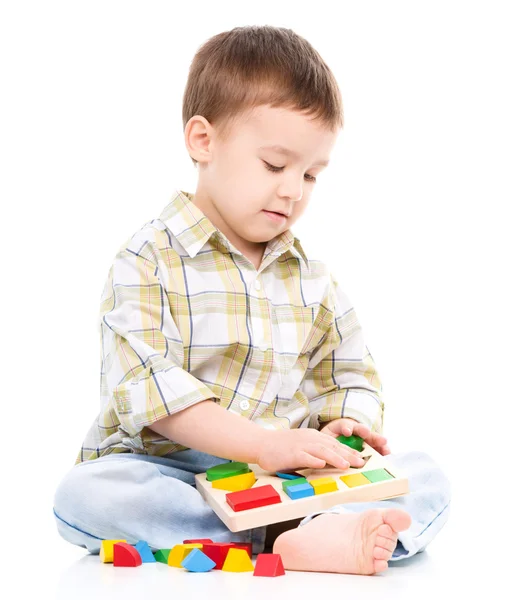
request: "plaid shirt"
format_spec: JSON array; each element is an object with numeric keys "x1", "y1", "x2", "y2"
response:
[{"x1": 76, "y1": 189, "x2": 383, "y2": 464}]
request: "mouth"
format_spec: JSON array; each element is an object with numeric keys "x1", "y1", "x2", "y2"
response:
[
  {"x1": 263, "y1": 210, "x2": 288, "y2": 222},
  {"x1": 263, "y1": 210, "x2": 289, "y2": 217}
]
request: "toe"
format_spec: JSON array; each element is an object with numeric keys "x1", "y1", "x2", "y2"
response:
[
  {"x1": 384, "y1": 508, "x2": 412, "y2": 532},
  {"x1": 373, "y1": 559, "x2": 389, "y2": 573},
  {"x1": 373, "y1": 545, "x2": 392, "y2": 560},
  {"x1": 376, "y1": 535, "x2": 396, "y2": 552}
]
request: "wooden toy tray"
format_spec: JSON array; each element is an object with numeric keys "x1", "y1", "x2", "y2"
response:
[{"x1": 195, "y1": 442, "x2": 409, "y2": 532}]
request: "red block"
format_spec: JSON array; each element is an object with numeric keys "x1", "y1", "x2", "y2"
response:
[
  {"x1": 182, "y1": 538, "x2": 213, "y2": 544},
  {"x1": 113, "y1": 542, "x2": 142, "y2": 567},
  {"x1": 226, "y1": 484, "x2": 282, "y2": 511},
  {"x1": 201, "y1": 542, "x2": 238, "y2": 570},
  {"x1": 253, "y1": 553, "x2": 285, "y2": 577}
]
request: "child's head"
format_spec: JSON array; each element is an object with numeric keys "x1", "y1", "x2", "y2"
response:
[{"x1": 182, "y1": 25, "x2": 343, "y2": 253}]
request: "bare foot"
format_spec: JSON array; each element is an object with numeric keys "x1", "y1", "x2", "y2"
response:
[{"x1": 272, "y1": 508, "x2": 412, "y2": 575}]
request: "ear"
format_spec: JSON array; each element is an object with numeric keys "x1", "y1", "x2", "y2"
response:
[{"x1": 184, "y1": 115, "x2": 214, "y2": 164}]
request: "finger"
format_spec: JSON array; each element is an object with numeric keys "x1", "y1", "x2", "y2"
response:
[
  {"x1": 297, "y1": 450, "x2": 327, "y2": 470},
  {"x1": 352, "y1": 424, "x2": 388, "y2": 446},
  {"x1": 313, "y1": 442, "x2": 364, "y2": 470}
]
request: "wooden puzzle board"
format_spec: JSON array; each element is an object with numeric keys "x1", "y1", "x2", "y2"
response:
[{"x1": 195, "y1": 442, "x2": 409, "y2": 532}]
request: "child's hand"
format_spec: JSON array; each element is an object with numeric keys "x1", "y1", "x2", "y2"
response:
[
  {"x1": 319, "y1": 417, "x2": 391, "y2": 456},
  {"x1": 256, "y1": 428, "x2": 366, "y2": 473}
]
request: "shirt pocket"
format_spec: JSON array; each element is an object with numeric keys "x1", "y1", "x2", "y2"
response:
[{"x1": 272, "y1": 303, "x2": 328, "y2": 360}]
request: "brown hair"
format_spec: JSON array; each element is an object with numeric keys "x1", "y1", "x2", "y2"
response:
[{"x1": 182, "y1": 25, "x2": 344, "y2": 165}]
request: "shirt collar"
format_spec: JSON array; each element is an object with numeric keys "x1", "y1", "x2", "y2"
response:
[{"x1": 159, "y1": 189, "x2": 310, "y2": 272}]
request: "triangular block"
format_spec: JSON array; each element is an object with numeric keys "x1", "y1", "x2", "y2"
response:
[
  {"x1": 253, "y1": 553, "x2": 285, "y2": 577},
  {"x1": 168, "y1": 543, "x2": 203, "y2": 568},
  {"x1": 134, "y1": 540, "x2": 156, "y2": 563},
  {"x1": 113, "y1": 542, "x2": 142, "y2": 567},
  {"x1": 181, "y1": 548, "x2": 217, "y2": 572},
  {"x1": 222, "y1": 547, "x2": 254, "y2": 572},
  {"x1": 154, "y1": 549, "x2": 171, "y2": 564},
  {"x1": 229, "y1": 542, "x2": 252, "y2": 558},
  {"x1": 99, "y1": 539, "x2": 127, "y2": 563}
]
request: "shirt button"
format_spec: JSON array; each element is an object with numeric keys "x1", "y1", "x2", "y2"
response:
[
  {"x1": 254, "y1": 280, "x2": 261, "y2": 291},
  {"x1": 240, "y1": 400, "x2": 250, "y2": 411}
]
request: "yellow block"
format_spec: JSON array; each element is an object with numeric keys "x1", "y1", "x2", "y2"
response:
[
  {"x1": 310, "y1": 476, "x2": 338, "y2": 494},
  {"x1": 340, "y1": 473, "x2": 372, "y2": 488},
  {"x1": 212, "y1": 470, "x2": 256, "y2": 492},
  {"x1": 99, "y1": 539, "x2": 127, "y2": 563},
  {"x1": 222, "y1": 547, "x2": 254, "y2": 572},
  {"x1": 168, "y1": 543, "x2": 203, "y2": 568}
]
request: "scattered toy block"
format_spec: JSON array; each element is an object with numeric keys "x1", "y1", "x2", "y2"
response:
[
  {"x1": 362, "y1": 468, "x2": 395, "y2": 483},
  {"x1": 206, "y1": 462, "x2": 250, "y2": 481},
  {"x1": 276, "y1": 471, "x2": 304, "y2": 480},
  {"x1": 253, "y1": 553, "x2": 285, "y2": 577},
  {"x1": 181, "y1": 548, "x2": 217, "y2": 572},
  {"x1": 212, "y1": 470, "x2": 256, "y2": 492},
  {"x1": 285, "y1": 482, "x2": 315, "y2": 499},
  {"x1": 113, "y1": 542, "x2": 142, "y2": 567},
  {"x1": 282, "y1": 477, "x2": 308, "y2": 492},
  {"x1": 340, "y1": 472, "x2": 371, "y2": 488},
  {"x1": 336, "y1": 434, "x2": 364, "y2": 451},
  {"x1": 168, "y1": 543, "x2": 203, "y2": 568},
  {"x1": 99, "y1": 539, "x2": 127, "y2": 563},
  {"x1": 226, "y1": 484, "x2": 282, "y2": 512},
  {"x1": 154, "y1": 549, "x2": 171, "y2": 564},
  {"x1": 222, "y1": 547, "x2": 254, "y2": 572},
  {"x1": 229, "y1": 542, "x2": 252, "y2": 558},
  {"x1": 183, "y1": 538, "x2": 213, "y2": 544},
  {"x1": 309, "y1": 477, "x2": 338, "y2": 495},
  {"x1": 134, "y1": 540, "x2": 156, "y2": 563},
  {"x1": 201, "y1": 543, "x2": 238, "y2": 569}
]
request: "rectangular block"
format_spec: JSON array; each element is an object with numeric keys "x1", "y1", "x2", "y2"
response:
[
  {"x1": 362, "y1": 468, "x2": 395, "y2": 483},
  {"x1": 285, "y1": 482, "x2": 315, "y2": 500},
  {"x1": 310, "y1": 477, "x2": 338, "y2": 494},
  {"x1": 340, "y1": 472, "x2": 372, "y2": 488},
  {"x1": 226, "y1": 484, "x2": 282, "y2": 512}
]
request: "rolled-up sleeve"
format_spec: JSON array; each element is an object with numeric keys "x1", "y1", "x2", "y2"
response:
[
  {"x1": 299, "y1": 273, "x2": 384, "y2": 433},
  {"x1": 100, "y1": 230, "x2": 218, "y2": 443}
]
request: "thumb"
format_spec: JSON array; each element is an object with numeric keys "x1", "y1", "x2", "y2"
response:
[{"x1": 321, "y1": 421, "x2": 352, "y2": 438}]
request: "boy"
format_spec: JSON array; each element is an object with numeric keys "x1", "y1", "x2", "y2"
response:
[{"x1": 53, "y1": 25, "x2": 450, "y2": 575}]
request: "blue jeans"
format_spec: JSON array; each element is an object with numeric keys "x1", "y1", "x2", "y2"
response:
[{"x1": 53, "y1": 448, "x2": 450, "y2": 561}]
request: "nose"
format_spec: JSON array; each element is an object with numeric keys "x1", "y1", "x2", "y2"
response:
[{"x1": 278, "y1": 177, "x2": 304, "y2": 203}]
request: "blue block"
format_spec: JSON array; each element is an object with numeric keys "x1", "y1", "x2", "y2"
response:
[
  {"x1": 134, "y1": 540, "x2": 156, "y2": 563},
  {"x1": 285, "y1": 482, "x2": 315, "y2": 499},
  {"x1": 276, "y1": 471, "x2": 304, "y2": 480},
  {"x1": 181, "y1": 548, "x2": 216, "y2": 572}
]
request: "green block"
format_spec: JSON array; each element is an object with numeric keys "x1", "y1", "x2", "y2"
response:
[
  {"x1": 154, "y1": 549, "x2": 171, "y2": 563},
  {"x1": 336, "y1": 434, "x2": 364, "y2": 452},
  {"x1": 282, "y1": 477, "x2": 307, "y2": 492},
  {"x1": 206, "y1": 461, "x2": 250, "y2": 481},
  {"x1": 362, "y1": 468, "x2": 394, "y2": 483}
]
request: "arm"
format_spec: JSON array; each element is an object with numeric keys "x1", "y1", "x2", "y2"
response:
[
  {"x1": 99, "y1": 228, "x2": 228, "y2": 452},
  {"x1": 147, "y1": 399, "x2": 268, "y2": 464},
  {"x1": 299, "y1": 272, "x2": 385, "y2": 434}
]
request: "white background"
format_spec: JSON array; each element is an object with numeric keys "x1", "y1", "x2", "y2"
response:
[{"x1": 1, "y1": 1, "x2": 512, "y2": 597}]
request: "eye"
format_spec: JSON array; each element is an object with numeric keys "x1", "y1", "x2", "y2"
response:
[{"x1": 263, "y1": 161, "x2": 317, "y2": 183}]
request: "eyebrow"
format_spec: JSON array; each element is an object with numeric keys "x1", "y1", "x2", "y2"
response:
[{"x1": 258, "y1": 144, "x2": 330, "y2": 167}]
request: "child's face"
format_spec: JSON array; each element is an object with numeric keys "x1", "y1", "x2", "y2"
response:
[{"x1": 187, "y1": 104, "x2": 339, "y2": 256}]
